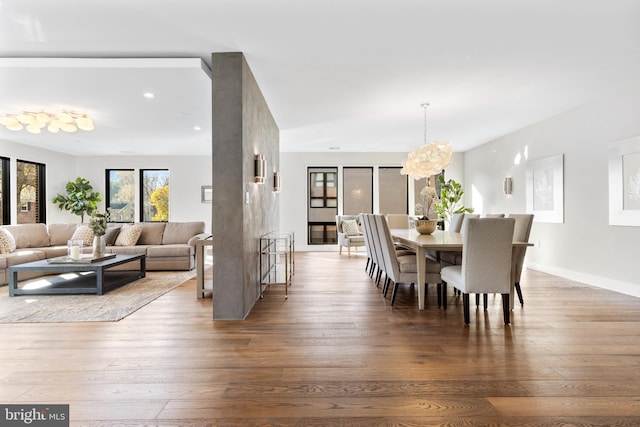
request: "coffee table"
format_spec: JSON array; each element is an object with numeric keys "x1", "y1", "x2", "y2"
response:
[{"x1": 8, "y1": 254, "x2": 146, "y2": 296}]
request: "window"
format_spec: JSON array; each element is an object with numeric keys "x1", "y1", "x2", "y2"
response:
[
  {"x1": 140, "y1": 169, "x2": 169, "y2": 222},
  {"x1": 343, "y1": 167, "x2": 373, "y2": 215},
  {"x1": 378, "y1": 167, "x2": 408, "y2": 214},
  {"x1": 307, "y1": 167, "x2": 338, "y2": 244},
  {"x1": 106, "y1": 169, "x2": 135, "y2": 222},
  {"x1": 16, "y1": 160, "x2": 46, "y2": 224},
  {"x1": 0, "y1": 157, "x2": 9, "y2": 225}
]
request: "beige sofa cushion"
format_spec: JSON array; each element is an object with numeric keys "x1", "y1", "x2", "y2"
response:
[
  {"x1": 70, "y1": 225, "x2": 94, "y2": 246},
  {"x1": 147, "y1": 244, "x2": 191, "y2": 258},
  {"x1": 1, "y1": 224, "x2": 50, "y2": 248},
  {"x1": 115, "y1": 224, "x2": 143, "y2": 246},
  {"x1": 0, "y1": 228, "x2": 16, "y2": 253},
  {"x1": 48, "y1": 223, "x2": 79, "y2": 246},
  {"x1": 138, "y1": 223, "x2": 166, "y2": 245},
  {"x1": 162, "y1": 222, "x2": 205, "y2": 245}
]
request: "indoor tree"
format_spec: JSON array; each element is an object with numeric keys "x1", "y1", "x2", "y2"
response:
[
  {"x1": 433, "y1": 175, "x2": 473, "y2": 225},
  {"x1": 52, "y1": 177, "x2": 103, "y2": 223}
]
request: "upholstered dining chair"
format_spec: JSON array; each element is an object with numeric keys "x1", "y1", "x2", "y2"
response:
[
  {"x1": 359, "y1": 213, "x2": 375, "y2": 277},
  {"x1": 336, "y1": 215, "x2": 365, "y2": 256},
  {"x1": 484, "y1": 213, "x2": 505, "y2": 218},
  {"x1": 386, "y1": 214, "x2": 410, "y2": 229},
  {"x1": 507, "y1": 213, "x2": 534, "y2": 305},
  {"x1": 440, "y1": 218, "x2": 515, "y2": 324},
  {"x1": 373, "y1": 214, "x2": 441, "y2": 306}
]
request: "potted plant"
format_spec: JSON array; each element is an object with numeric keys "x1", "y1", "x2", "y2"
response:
[
  {"x1": 433, "y1": 175, "x2": 474, "y2": 226},
  {"x1": 88, "y1": 211, "x2": 108, "y2": 257},
  {"x1": 52, "y1": 177, "x2": 103, "y2": 223}
]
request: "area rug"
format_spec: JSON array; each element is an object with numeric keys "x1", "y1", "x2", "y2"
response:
[{"x1": 0, "y1": 270, "x2": 195, "y2": 323}]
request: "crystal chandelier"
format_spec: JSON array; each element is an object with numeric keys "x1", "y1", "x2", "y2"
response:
[
  {"x1": 401, "y1": 103, "x2": 452, "y2": 179},
  {"x1": 0, "y1": 110, "x2": 94, "y2": 134}
]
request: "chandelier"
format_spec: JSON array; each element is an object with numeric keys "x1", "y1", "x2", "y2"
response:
[
  {"x1": 0, "y1": 110, "x2": 95, "y2": 134},
  {"x1": 401, "y1": 103, "x2": 452, "y2": 179}
]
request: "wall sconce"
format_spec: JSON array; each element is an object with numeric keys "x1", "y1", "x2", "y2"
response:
[
  {"x1": 503, "y1": 176, "x2": 513, "y2": 195},
  {"x1": 273, "y1": 171, "x2": 281, "y2": 192},
  {"x1": 254, "y1": 154, "x2": 266, "y2": 184}
]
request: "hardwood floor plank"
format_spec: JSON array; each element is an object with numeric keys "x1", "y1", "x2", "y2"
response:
[{"x1": 1, "y1": 251, "x2": 640, "y2": 425}]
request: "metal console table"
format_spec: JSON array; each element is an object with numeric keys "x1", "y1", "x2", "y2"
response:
[{"x1": 259, "y1": 231, "x2": 294, "y2": 299}]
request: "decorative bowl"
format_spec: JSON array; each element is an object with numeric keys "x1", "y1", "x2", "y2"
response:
[{"x1": 415, "y1": 219, "x2": 437, "y2": 235}]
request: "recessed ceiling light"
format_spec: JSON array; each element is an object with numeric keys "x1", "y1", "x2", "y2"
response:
[
  {"x1": 329, "y1": 146, "x2": 340, "y2": 150},
  {"x1": 193, "y1": 126, "x2": 201, "y2": 131},
  {"x1": 143, "y1": 92, "x2": 155, "y2": 99}
]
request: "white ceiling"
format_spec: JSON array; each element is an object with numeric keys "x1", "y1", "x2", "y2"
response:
[{"x1": 1, "y1": 0, "x2": 640, "y2": 156}]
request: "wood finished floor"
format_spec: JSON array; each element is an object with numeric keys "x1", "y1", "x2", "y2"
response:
[{"x1": 1, "y1": 251, "x2": 640, "y2": 426}]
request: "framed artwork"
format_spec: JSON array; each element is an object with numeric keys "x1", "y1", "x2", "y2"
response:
[
  {"x1": 201, "y1": 185, "x2": 212, "y2": 203},
  {"x1": 609, "y1": 136, "x2": 640, "y2": 226},
  {"x1": 526, "y1": 154, "x2": 564, "y2": 223}
]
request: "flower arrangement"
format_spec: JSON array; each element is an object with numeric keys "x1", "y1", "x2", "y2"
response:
[
  {"x1": 88, "y1": 211, "x2": 108, "y2": 236},
  {"x1": 418, "y1": 185, "x2": 439, "y2": 220}
]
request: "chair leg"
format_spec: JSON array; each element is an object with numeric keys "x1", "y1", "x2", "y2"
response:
[
  {"x1": 463, "y1": 293, "x2": 470, "y2": 324},
  {"x1": 437, "y1": 283, "x2": 442, "y2": 307},
  {"x1": 475, "y1": 294, "x2": 480, "y2": 307},
  {"x1": 442, "y1": 282, "x2": 447, "y2": 309},
  {"x1": 365, "y1": 258, "x2": 370, "y2": 273},
  {"x1": 375, "y1": 269, "x2": 382, "y2": 286},
  {"x1": 483, "y1": 293, "x2": 488, "y2": 309},
  {"x1": 391, "y1": 282, "x2": 399, "y2": 305},
  {"x1": 515, "y1": 282, "x2": 524, "y2": 305},
  {"x1": 502, "y1": 293, "x2": 511, "y2": 324},
  {"x1": 383, "y1": 277, "x2": 391, "y2": 297}
]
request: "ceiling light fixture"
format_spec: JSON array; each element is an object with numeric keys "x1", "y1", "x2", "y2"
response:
[
  {"x1": 401, "y1": 102, "x2": 453, "y2": 179},
  {"x1": 0, "y1": 110, "x2": 95, "y2": 134}
]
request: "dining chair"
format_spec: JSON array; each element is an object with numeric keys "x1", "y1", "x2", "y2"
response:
[
  {"x1": 484, "y1": 213, "x2": 505, "y2": 218},
  {"x1": 449, "y1": 213, "x2": 466, "y2": 233},
  {"x1": 359, "y1": 213, "x2": 375, "y2": 277},
  {"x1": 386, "y1": 214, "x2": 410, "y2": 229},
  {"x1": 506, "y1": 213, "x2": 534, "y2": 305},
  {"x1": 374, "y1": 214, "x2": 441, "y2": 305},
  {"x1": 440, "y1": 218, "x2": 515, "y2": 324}
]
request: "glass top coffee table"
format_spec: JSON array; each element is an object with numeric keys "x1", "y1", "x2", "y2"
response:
[{"x1": 8, "y1": 253, "x2": 146, "y2": 296}]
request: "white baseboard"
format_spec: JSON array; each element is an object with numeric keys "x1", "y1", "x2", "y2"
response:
[{"x1": 527, "y1": 262, "x2": 640, "y2": 299}]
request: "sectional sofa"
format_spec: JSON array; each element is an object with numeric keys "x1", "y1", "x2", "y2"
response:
[{"x1": 0, "y1": 221, "x2": 209, "y2": 286}]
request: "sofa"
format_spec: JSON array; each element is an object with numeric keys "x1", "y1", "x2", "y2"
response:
[{"x1": 0, "y1": 221, "x2": 209, "y2": 286}]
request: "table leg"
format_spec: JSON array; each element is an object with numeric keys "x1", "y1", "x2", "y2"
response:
[
  {"x1": 9, "y1": 270, "x2": 17, "y2": 296},
  {"x1": 416, "y1": 247, "x2": 426, "y2": 310},
  {"x1": 97, "y1": 268, "x2": 104, "y2": 295}
]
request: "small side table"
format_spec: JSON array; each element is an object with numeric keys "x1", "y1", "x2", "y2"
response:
[{"x1": 196, "y1": 236, "x2": 213, "y2": 299}]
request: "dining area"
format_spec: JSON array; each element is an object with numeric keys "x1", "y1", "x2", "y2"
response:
[{"x1": 358, "y1": 212, "x2": 534, "y2": 324}]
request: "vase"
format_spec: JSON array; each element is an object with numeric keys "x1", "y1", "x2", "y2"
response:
[
  {"x1": 415, "y1": 219, "x2": 437, "y2": 235},
  {"x1": 92, "y1": 235, "x2": 106, "y2": 258}
]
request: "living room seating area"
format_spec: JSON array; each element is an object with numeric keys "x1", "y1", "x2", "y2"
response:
[{"x1": 0, "y1": 221, "x2": 209, "y2": 285}]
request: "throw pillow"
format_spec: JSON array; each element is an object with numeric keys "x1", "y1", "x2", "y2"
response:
[
  {"x1": 103, "y1": 226, "x2": 122, "y2": 246},
  {"x1": 0, "y1": 228, "x2": 16, "y2": 254},
  {"x1": 114, "y1": 224, "x2": 143, "y2": 246},
  {"x1": 71, "y1": 225, "x2": 94, "y2": 246},
  {"x1": 342, "y1": 219, "x2": 359, "y2": 236}
]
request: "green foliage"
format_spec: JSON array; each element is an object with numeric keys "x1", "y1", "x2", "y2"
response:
[
  {"x1": 52, "y1": 177, "x2": 103, "y2": 223},
  {"x1": 88, "y1": 211, "x2": 108, "y2": 236},
  {"x1": 433, "y1": 175, "x2": 474, "y2": 223}
]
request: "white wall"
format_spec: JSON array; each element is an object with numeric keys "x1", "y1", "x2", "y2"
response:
[
  {"x1": 464, "y1": 82, "x2": 640, "y2": 297},
  {"x1": 1, "y1": 139, "x2": 76, "y2": 224},
  {"x1": 76, "y1": 156, "x2": 212, "y2": 232},
  {"x1": 1, "y1": 139, "x2": 212, "y2": 231},
  {"x1": 280, "y1": 151, "x2": 465, "y2": 252}
]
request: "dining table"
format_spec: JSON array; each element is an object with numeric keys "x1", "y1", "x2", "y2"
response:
[{"x1": 390, "y1": 228, "x2": 533, "y2": 310}]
